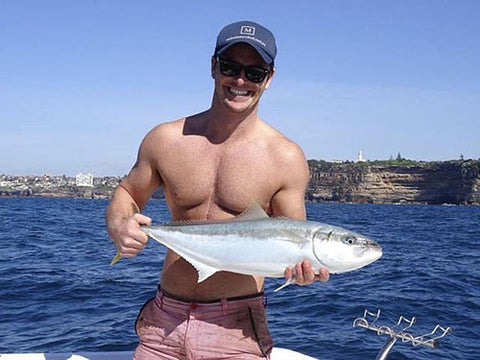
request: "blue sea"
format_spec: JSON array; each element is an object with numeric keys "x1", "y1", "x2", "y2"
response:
[{"x1": 0, "y1": 198, "x2": 479, "y2": 360}]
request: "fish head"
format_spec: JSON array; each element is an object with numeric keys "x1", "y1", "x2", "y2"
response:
[{"x1": 312, "y1": 226, "x2": 382, "y2": 273}]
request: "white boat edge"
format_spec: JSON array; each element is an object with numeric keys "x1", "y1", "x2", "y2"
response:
[{"x1": 0, "y1": 347, "x2": 318, "y2": 360}]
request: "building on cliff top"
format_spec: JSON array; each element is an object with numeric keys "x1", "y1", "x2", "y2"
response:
[
  {"x1": 356, "y1": 150, "x2": 366, "y2": 162},
  {"x1": 76, "y1": 173, "x2": 93, "y2": 187}
]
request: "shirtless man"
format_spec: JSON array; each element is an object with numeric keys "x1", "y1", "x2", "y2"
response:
[{"x1": 106, "y1": 21, "x2": 329, "y2": 359}]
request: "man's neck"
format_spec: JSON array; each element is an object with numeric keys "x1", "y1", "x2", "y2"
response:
[{"x1": 202, "y1": 104, "x2": 259, "y2": 144}]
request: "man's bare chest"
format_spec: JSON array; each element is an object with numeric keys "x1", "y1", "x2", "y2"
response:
[{"x1": 158, "y1": 144, "x2": 277, "y2": 215}]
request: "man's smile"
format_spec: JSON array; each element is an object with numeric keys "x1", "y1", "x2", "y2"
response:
[{"x1": 228, "y1": 87, "x2": 251, "y2": 97}]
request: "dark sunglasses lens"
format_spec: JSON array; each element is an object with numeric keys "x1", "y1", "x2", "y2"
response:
[
  {"x1": 219, "y1": 60, "x2": 241, "y2": 77},
  {"x1": 218, "y1": 58, "x2": 269, "y2": 83},
  {"x1": 245, "y1": 67, "x2": 267, "y2": 83}
]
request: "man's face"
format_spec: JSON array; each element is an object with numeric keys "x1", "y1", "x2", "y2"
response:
[{"x1": 212, "y1": 43, "x2": 274, "y2": 114}]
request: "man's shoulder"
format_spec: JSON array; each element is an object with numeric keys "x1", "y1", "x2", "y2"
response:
[
  {"x1": 257, "y1": 122, "x2": 309, "y2": 188},
  {"x1": 147, "y1": 118, "x2": 185, "y2": 139},
  {"x1": 146, "y1": 112, "x2": 207, "y2": 142},
  {"x1": 260, "y1": 122, "x2": 306, "y2": 164},
  {"x1": 136, "y1": 119, "x2": 186, "y2": 158}
]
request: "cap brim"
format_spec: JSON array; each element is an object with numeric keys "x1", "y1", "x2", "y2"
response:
[{"x1": 216, "y1": 40, "x2": 273, "y2": 65}]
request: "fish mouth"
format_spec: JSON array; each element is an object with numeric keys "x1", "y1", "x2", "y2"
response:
[
  {"x1": 373, "y1": 242, "x2": 383, "y2": 257},
  {"x1": 365, "y1": 239, "x2": 383, "y2": 256},
  {"x1": 367, "y1": 245, "x2": 383, "y2": 263},
  {"x1": 372, "y1": 248, "x2": 383, "y2": 261},
  {"x1": 357, "y1": 243, "x2": 382, "y2": 258}
]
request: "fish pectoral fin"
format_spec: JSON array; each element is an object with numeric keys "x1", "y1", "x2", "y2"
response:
[
  {"x1": 274, "y1": 277, "x2": 297, "y2": 292},
  {"x1": 280, "y1": 230, "x2": 308, "y2": 245},
  {"x1": 184, "y1": 258, "x2": 219, "y2": 283}
]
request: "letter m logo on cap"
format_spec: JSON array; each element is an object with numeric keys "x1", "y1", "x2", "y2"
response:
[{"x1": 240, "y1": 26, "x2": 255, "y2": 35}]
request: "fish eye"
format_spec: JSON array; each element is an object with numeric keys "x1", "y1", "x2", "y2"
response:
[{"x1": 343, "y1": 236, "x2": 357, "y2": 245}]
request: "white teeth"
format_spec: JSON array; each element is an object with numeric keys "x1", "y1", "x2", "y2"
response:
[{"x1": 230, "y1": 88, "x2": 249, "y2": 96}]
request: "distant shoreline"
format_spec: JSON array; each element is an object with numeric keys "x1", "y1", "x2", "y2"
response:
[
  {"x1": 2, "y1": 159, "x2": 479, "y2": 205},
  {"x1": 1, "y1": 196, "x2": 477, "y2": 207}
]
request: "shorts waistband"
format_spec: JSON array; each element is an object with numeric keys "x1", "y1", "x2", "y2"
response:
[{"x1": 158, "y1": 285, "x2": 264, "y2": 304}]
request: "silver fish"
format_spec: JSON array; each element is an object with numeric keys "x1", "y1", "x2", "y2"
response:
[{"x1": 134, "y1": 203, "x2": 383, "y2": 291}]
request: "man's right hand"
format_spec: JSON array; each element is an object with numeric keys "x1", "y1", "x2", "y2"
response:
[{"x1": 110, "y1": 213, "x2": 152, "y2": 258}]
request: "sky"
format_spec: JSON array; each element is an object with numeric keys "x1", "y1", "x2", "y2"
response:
[{"x1": 1, "y1": 0, "x2": 479, "y2": 176}]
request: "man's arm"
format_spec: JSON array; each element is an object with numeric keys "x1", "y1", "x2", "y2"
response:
[
  {"x1": 270, "y1": 143, "x2": 329, "y2": 285},
  {"x1": 105, "y1": 130, "x2": 163, "y2": 258}
]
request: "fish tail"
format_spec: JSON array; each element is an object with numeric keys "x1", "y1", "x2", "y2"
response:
[{"x1": 110, "y1": 253, "x2": 122, "y2": 265}]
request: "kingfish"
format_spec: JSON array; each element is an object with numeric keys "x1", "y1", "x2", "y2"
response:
[{"x1": 112, "y1": 203, "x2": 382, "y2": 291}]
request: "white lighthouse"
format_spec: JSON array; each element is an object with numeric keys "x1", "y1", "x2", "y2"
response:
[{"x1": 356, "y1": 150, "x2": 365, "y2": 162}]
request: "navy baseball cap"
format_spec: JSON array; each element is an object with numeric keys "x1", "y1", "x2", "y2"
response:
[{"x1": 214, "y1": 21, "x2": 277, "y2": 65}]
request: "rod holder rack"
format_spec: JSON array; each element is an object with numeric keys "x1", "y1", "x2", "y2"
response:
[{"x1": 353, "y1": 309, "x2": 452, "y2": 349}]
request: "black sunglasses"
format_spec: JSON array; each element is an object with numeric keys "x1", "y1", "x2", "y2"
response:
[{"x1": 217, "y1": 58, "x2": 270, "y2": 83}]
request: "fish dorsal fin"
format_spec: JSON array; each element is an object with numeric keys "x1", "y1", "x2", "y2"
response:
[
  {"x1": 161, "y1": 202, "x2": 268, "y2": 227},
  {"x1": 235, "y1": 201, "x2": 269, "y2": 221}
]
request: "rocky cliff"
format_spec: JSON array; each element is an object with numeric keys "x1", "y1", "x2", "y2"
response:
[{"x1": 307, "y1": 160, "x2": 480, "y2": 205}]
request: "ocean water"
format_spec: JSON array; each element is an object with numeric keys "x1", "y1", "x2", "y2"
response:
[{"x1": 0, "y1": 198, "x2": 478, "y2": 360}]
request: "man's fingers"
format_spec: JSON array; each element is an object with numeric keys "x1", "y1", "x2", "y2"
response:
[
  {"x1": 316, "y1": 268, "x2": 330, "y2": 282},
  {"x1": 117, "y1": 237, "x2": 146, "y2": 256},
  {"x1": 132, "y1": 213, "x2": 152, "y2": 226},
  {"x1": 117, "y1": 249, "x2": 138, "y2": 258},
  {"x1": 124, "y1": 214, "x2": 150, "y2": 245},
  {"x1": 126, "y1": 237, "x2": 147, "y2": 250},
  {"x1": 295, "y1": 262, "x2": 305, "y2": 284},
  {"x1": 284, "y1": 266, "x2": 294, "y2": 280},
  {"x1": 110, "y1": 213, "x2": 152, "y2": 261},
  {"x1": 125, "y1": 228, "x2": 148, "y2": 245},
  {"x1": 301, "y1": 259, "x2": 315, "y2": 284},
  {"x1": 285, "y1": 261, "x2": 330, "y2": 286},
  {"x1": 117, "y1": 230, "x2": 149, "y2": 255}
]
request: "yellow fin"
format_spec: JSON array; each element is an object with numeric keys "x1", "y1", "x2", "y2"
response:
[{"x1": 110, "y1": 253, "x2": 122, "y2": 265}]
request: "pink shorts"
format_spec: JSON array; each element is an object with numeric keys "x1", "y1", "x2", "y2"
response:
[{"x1": 133, "y1": 288, "x2": 273, "y2": 360}]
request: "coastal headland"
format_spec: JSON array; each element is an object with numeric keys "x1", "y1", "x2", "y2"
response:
[
  {"x1": 1, "y1": 159, "x2": 479, "y2": 205},
  {"x1": 307, "y1": 159, "x2": 480, "y2": 205}
]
